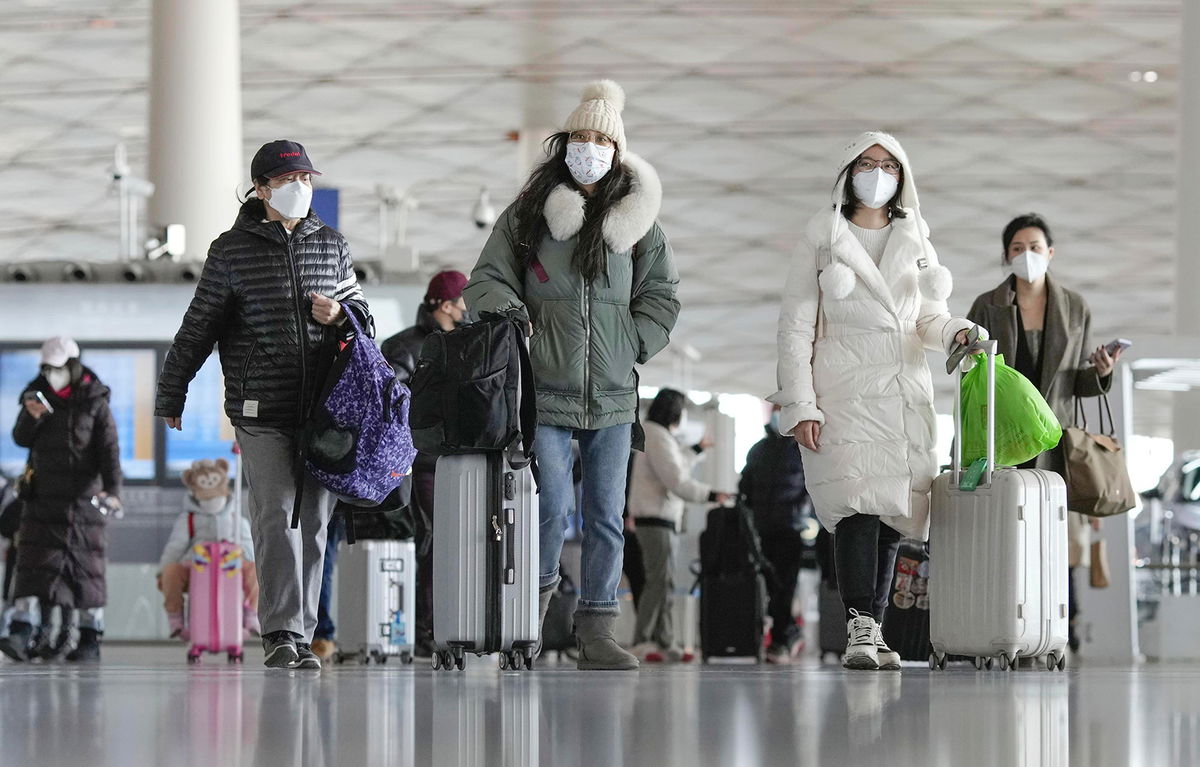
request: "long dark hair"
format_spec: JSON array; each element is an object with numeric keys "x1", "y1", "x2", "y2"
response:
[
  {"x1": 647, "y1": 388, "x2": 687, "y2": 429},
  {"x1": 839, "y1": 161, "x2": 907, "y2": 221},
  {"x1": 511, "y1": 132, "x2": 632, "y2": 283}
]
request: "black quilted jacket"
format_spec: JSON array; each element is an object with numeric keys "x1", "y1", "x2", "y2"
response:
[
  {"x1": 155, "y1": 200, "x2": 373, "y2": 427},
  {"x1": 379, "y1": 304, "x2": 442, "y2": 386}
]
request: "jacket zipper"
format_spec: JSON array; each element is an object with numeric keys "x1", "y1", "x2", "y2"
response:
[
  {"x1": 582, "y1": 276, "x2": 592, "y2": 429},
  {"x1": 282, "y1": 229, "x2": 308, "y2": 422}
]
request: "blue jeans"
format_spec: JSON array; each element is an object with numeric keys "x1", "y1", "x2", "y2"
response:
[
  {"x1": 536, "y1": 423, "x2": 631, "y2": 614},
  {"x1": 314, "y1": 515, "x2": 345, "y2": 641}
]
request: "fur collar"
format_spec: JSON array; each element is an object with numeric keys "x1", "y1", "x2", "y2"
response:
[{"x1": 543, "y1": 152, "x2": 662, "y2": 253}]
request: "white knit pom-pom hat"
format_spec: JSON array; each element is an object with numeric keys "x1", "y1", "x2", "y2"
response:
[{"x1": 564, "y1": 80, "x2": 628, "y2": 152}]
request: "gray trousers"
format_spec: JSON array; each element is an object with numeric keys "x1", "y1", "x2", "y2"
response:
[
  {"x1": 236, "y1": 426, "x2": 335, "y2": 640},
  {"x1": 632, "y1": 525, "x2": 676, "y2": 649}
]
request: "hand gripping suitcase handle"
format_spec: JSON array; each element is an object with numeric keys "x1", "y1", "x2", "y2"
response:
[{"x1": 951, "y1": 327, "x2": 998, "y2": 487}]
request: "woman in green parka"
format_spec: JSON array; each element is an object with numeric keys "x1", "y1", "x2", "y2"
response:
[{"x1": 464, "y1": 80, "x2": 680, "y2": 670}]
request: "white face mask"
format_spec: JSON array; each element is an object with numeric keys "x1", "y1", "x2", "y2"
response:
[
  {"x1": 264, "y1": 179, "x2": 313, "y2": 219},
  {"x1": 565, "y1": 142, "x2": 614, "y2": 186},
  {"x1": 196, "y1": 496, "x2": 227, "y2": 515},
  {"x1": 45, "y1": 368, "x2": 70, "y2": 391},
  {"x1": 851, "y1": 167, "x2": 899, "y2": 210},
  {"x1": 1004, "y1": 250, "x2": 1050, "y2": 283}
]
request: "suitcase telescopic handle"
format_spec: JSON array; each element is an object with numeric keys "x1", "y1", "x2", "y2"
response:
[{"x1": 951, "y1": 329, "x2": 998, "y2": 487}]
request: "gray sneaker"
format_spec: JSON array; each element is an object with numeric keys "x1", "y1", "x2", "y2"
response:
[
  {"x1": 262, "y1": 631, "x2": 299, "y2": 669},
  {"x1": 292, "y1": 643, "x2": 322, "y2": 670}
]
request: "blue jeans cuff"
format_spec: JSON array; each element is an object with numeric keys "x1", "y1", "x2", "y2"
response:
[
  {"x1": 539, "y1": 568, "x2": 561, "y2": 591},
  {"x1": 576, "y1": 600, "x2": 620, "y2": 616}
]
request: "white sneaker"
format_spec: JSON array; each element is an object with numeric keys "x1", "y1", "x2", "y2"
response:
[
  {"x1": 843, "y1": 609, "x2": 879, "y2": 670},
  {"x1": 873, "y1": 624, "x2": 901, "y2": 670}
]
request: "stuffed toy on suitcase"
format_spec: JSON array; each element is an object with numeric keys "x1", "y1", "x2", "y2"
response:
[{"x1": 156, "y1": 457, "x2": 259, "y2": 653}]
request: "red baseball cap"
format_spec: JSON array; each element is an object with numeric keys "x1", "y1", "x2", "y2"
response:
[{"x1": 425, "y1": 270, "x2": 468, "y2": 304}]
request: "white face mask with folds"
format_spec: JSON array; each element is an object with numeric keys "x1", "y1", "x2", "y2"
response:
[
  {"x1": 1004, "y1": 249, "x2": 1050, "y2": 283},
  {"x1": 565, "y1": 141, "x2": 615, "y2": 186},
  {"x1": 196, "y1": 497, "x2": 228, "y2": 515},
  {"x1": 264, "y1": 179, "x2": 313, "y2": 219},
  {"x1": 851, "y1": 167, "x2": 899, "y2": 210}
]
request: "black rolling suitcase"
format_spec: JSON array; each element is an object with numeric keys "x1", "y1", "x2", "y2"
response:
[
  {"x1": 698, "y1": 504, "x2": 769, "y2": 663},
  {"x1": 880, "y1": 539, "x2": 931, "y2": 662}
]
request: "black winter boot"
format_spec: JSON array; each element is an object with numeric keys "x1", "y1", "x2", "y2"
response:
[
  {"x1": 0, "y1": 621, "x2": 34, "y2": 662},
  {"x1": 33, "y1": 624, "x2": 74, "y2": 662},
  {"x1": 65, "y1": 628, "x2": 101, "y2": 663}
]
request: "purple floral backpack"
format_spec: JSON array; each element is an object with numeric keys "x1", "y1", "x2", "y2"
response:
[{"x1": 296, "y1": 306, "x2": 416, "y2": 541}]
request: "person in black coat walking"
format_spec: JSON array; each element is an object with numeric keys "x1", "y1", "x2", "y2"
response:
[
  {"x1": 0, "y1": 337, "x2": 121, "y2": 663},
  {"x1": 155, "y1": 140, "x2": 372, "y2": 670},
  {"x1": 377, "y1": 269, "x2": 468, "y2": 658},
  {"x1": 739, "y1": 406, "x2": 811, "y2": 664}
]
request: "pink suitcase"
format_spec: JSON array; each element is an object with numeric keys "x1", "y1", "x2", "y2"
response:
[
  {"x1": 186, "y1": 449, "x2": 247, "y2": 664},
  {"x1": 187, "y1": 541, "x2": 245, "y2": 664},
  {"x1": 928, "y1": 340, "x2": 1069, "y2": 672}
]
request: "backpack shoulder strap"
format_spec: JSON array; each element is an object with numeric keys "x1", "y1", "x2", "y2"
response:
[
  {"x1": 188, "y1": 512, "x2": 194, "y2": 540},
  {"x1": 507, "y1": 320, "x2": 539, "y2": 471}
]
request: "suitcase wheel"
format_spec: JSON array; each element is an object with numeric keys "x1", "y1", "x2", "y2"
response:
[
  {"x1": 227, "y1": 651, "x2": 243, "y2": 664},
  {"x1": 499, "y1": 650, "x2": 527, "y2": 672},
  {"x1": 1046, "y1": 652, "x2": 1066, "y2": 672},
  {"x1": 400, "y1": 652, "x2": 413, "y2": 665},
  {"x1": 928, "y1": 652, "x2": 947, "y2": 671},
  {"x1": 187, "y1": 651, "x2": 201, "y2": 665},
  {"x1": 431, "y1": 652, "x2": 443, "y2": 671},
  {"x1": 998, "y1": 653, "x2": 1016, "y2": 672}
]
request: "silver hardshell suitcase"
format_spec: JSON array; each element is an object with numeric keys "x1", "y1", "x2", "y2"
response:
[
  {"x1": 334, "y1": 539, "x2": 417, "y2": 665},
  {"x1": 929, "y1": 339, "x2": 1070, "y2": 671},
  {"x1": 432, "y1": 451, "x2": 539, "y2": 672}
]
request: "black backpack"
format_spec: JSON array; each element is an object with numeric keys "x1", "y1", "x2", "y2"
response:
[{"x1": 409, "y1": 314, "x2": 536, "y2": 464}]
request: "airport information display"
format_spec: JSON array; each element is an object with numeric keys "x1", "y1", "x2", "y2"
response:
[
  {"x1": 0, "y1": 345, "x2": 234, "y2": 483},
  {"x1": 0, "y1": 347, "x2": 157, "y2": 480}
]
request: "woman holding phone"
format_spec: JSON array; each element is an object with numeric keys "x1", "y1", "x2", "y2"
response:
[{"x1": 967, "y1": 212, "x2": 1123, "y2": 654}]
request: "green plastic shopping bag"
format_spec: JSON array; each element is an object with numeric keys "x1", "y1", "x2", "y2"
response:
[{"x1": 960, "y1": 354, "x2": 1062, "y2": 467}]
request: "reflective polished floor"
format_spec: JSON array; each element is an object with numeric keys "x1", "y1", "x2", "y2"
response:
[{"x1": 0, "y1": 645, "x2": 1197, "y2": 767}]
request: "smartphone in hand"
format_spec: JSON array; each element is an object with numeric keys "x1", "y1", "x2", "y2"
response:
[
  {"x1": 22, "y1": 390, "x2": 53, "y2": 415},
  {"x1": 1104, "y1": 338, "x2": 1132, "y2": 357}
]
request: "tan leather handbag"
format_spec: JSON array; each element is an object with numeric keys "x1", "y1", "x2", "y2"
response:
[{"x1": 1063, "y1": 395, "x2": 1137, "y2": 517}]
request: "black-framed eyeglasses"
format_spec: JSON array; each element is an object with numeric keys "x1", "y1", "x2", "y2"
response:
[{"x1": 855, "y1": 158, "x2": 901, "y2": 175}]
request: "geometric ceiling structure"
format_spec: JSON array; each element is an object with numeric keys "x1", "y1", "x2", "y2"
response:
[{"x1": 0, "y1": 1, "x2": 1181, "y2": 419}]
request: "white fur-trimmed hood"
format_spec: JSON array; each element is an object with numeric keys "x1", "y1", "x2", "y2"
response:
[{"x1": 543, "y1": 152, "x2": 662, "y2": 253}]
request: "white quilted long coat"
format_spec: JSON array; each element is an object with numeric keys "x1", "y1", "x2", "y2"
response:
[{"x1": 771, "y1": 132, "x2": 974, "y2": 541}]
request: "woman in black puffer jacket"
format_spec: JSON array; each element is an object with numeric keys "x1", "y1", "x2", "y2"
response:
[{"x1": 1, "y1": 338, "x2": 121, "y2": 663}]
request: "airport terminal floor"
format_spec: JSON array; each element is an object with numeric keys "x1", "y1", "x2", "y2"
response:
[{"x1": 0, "y1": 645, "x2": 1195, "y2": 767}]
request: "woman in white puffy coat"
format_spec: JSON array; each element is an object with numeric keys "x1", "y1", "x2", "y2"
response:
[{"x1": 772, "y1": 132, "x2": 981, "y2": 670}]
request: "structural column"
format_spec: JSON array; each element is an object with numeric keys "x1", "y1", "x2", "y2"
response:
[
  {"x1": 1176, "y1": 0, "x2": 1200, "y2": 450},
  {"x1": 148, "y1": 0, "x2": 243, "y2": 260}
]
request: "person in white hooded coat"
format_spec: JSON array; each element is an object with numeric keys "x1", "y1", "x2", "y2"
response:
[{"x1": 772, "y1": 132, "x2": 983, "y2": 671}]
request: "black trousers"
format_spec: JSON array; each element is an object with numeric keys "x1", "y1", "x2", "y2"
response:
[
  {"x1": 760, "y1": 527, "x2": 805, "y2": 645},
  {"x1": 411, "y1": 463, "x2": 436, "y2": 648},
  {"x1": 622, "y1": 529, "x2": 646, "y2": 609},
  {"x1": 833, "y1": 514, "x2": 902, "y2": 622}
]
